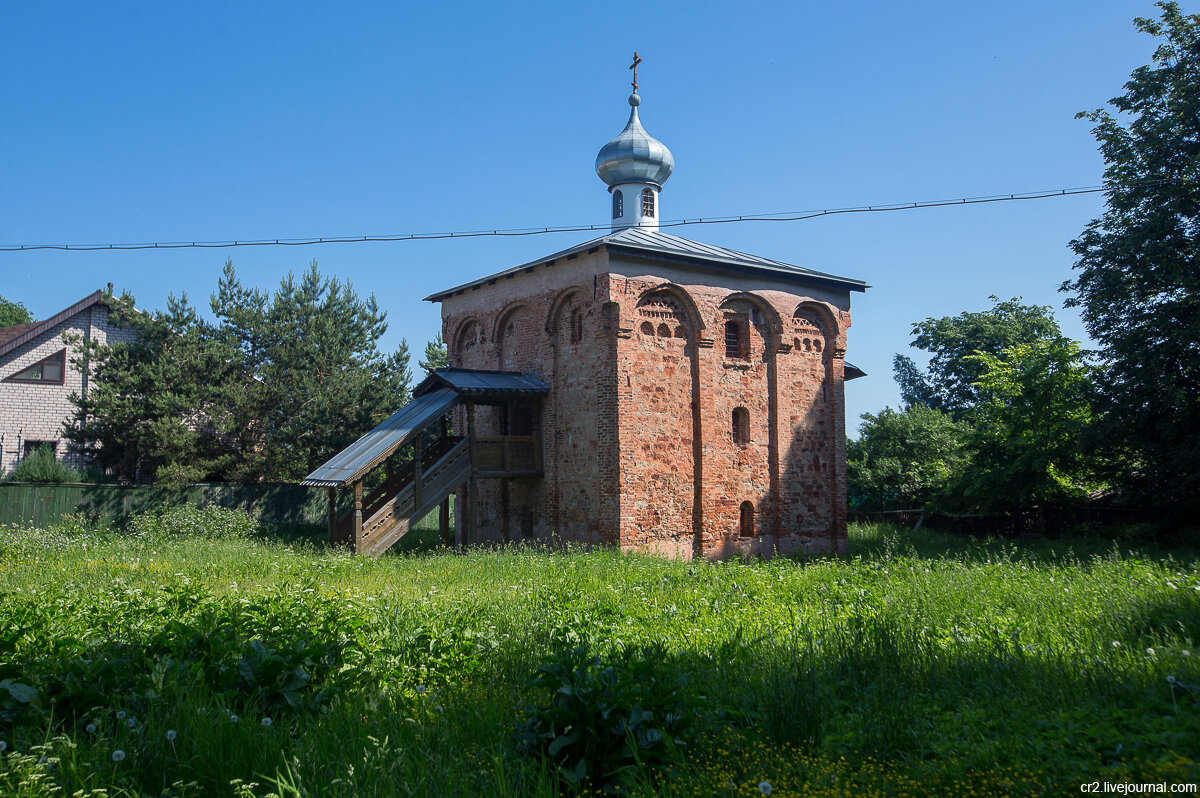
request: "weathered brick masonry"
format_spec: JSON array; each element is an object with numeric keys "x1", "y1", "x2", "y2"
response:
[
  {"x1": 434, "y1": 237, "x2": 860, "y2": 558},
  {"x1": 428, "y1": 86, "x2": 864, "y2": 558}
]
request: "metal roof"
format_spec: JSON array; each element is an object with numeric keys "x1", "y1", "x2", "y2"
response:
[
  {"x1": 424, "y1": 227, "x2": 867, "y2": 302},
  {"x1": 844, "y1": 361, "x2": 867, "y2": 381},
  {"x1": 417, "y1": 368, "x2": 550, "y2": 398},
  {"x1": 595, "y1": 97, "x2": 675, "y2": 188},
  {"x1": 301, "y1": 387, "x2": 459, "y2": 487}
]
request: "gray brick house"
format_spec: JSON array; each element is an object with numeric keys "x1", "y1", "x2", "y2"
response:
[{"x1": 0, "y1": 290, "x2": 138, "y2": 474}]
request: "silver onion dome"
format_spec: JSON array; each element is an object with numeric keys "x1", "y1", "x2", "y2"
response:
[{"x1": 595, "y1": 94, "x2": 675, "y2": 188}]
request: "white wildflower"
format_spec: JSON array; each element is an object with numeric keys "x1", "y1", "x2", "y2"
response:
[
  {"x1": 0, "y1": 740, "x2": 7, "y2": 752},
  {"x1": 111, "y1": 750, "x2": 126, "y2": 762},
  {"x1": 1112, "y1": 641, "x2": 1121, "y2": 648},
  {"x1": 85, "y1": 723, "x2": 96, "y2": 733},
  {"x1": 126, "y1": 718, "x2": 137, "y2": 729},
  {"x1": 759, "y1": 781, "x2": 773, "y2": 795},
  {"x1": 116, "y1": 711, "x2": 126, "y2": 720},
  {"x1": 166, "y1": 730, "x2": 177, "y2": 740},
  {"x1": 1147, "y1": 648, "x2": 1156, "y2": 656},
  {"x1": 260, "y1": 717, "x2": 272, "y2": 727},
  {"x1": 229, "y1": 714, "x2": 238, "y2": 723},
  {"x1": 1167, "y1": 675, "x2": 1177, "y2": 685}
]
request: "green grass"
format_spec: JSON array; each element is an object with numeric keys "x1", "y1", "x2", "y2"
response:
[{"x1": 1, "y1": 513, "x2": 1198, "y2": 796}]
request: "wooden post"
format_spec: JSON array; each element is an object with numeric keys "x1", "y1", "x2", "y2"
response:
[
  {"x1": 466, "y1": 401, "x2": 477, "y2": 547},
  {"x1": 413, "y1": 435, "x2": 424, "y2": 512},
  {"x1": 327, "y1": 486, "x2": 338, "y2": 547},
  {"x1": 534, "y1": 400, "x2": 544, "y2": 472},
  {"x1": 440, "y1": 496, "x2": 451, "y2": 547},
  {"x1": 353, "y1": 480, "x2": 364, "y2": 553}
]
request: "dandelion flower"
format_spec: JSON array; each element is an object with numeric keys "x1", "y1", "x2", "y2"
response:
[
  {"x1": 1167, "y1": 675, "x2": 1177, "y2": 685},
  {"x1": 0, "y1": 740, "x2": 6, "y2": 752},
  {"x1": 85, "y1": 723, "x2": 96, "y2": 733},
  {"x1": 416, "y1": 685, "x2": 426, "y2": 694},
  {"x1": 1147, "y1": 647, "x2": 1156, "y2": 656},
  {"x1": 759, "y1": 782, "x2": 773, "y2": 795},
  {"x1": 166, "y1": 730, "x2": 177, "y2": 741},
  {"x1": 111, "y1": 750, "x2": 126, "y2": 762},
  {"x1": 126, "y1": 718, "x2": 137, "y2": 729},
  {"x1": 1112, "y1": 641, "x2": 1121, "y2": 648},
  {"x1": 261, "y1": 717, "x2": 272, "y2": 727},
  {"x1": 116, "y1": 711, "x2": 126, "y2": 720},
  {"x1": 1184, "y1": 650, "x2": 1191, "y2": 657},
  {"x1": 229, "y1": 714, "x2": 239, "y2": 723}
]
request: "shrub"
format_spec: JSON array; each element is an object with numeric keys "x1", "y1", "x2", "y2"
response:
[
  {"x1": 129, "y1": 504, "x2": 261, "y2": 541},
  {"x1": 4, "y1": 445, "x2": 86, "y2": 484},
  {"x1": 518, "y1": 644, "x2": 698, "y2": 789}
]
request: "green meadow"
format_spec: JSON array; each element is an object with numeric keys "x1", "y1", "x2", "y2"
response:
[{"x1": 1, "y1": 508, "x2": 1197, "y2": 796}]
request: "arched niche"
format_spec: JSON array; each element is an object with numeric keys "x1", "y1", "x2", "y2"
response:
[
  {"x1": 544, "y1": 287, "x2": 589, "y2": 339},
  {"x1": 634, "y1": 285, "x2": 704, "y2": 341},
  {"x1": 718, "y1": 292, "x2": 781, "y2": 359},
  {"x1": 493, "y1": 302, "x2": 535, "y2": 372},
  {"x1": 453, "y1": 318, "x2": 486, "y2": 361}
]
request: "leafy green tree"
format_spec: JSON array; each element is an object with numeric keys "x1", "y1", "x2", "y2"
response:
[
  {"x1": 847, "y1": 405, "x2": 971, "y2": 511},
  {"x1": 894, "y1": 297, "x2": 1064, "y2": 417},
  {"x1": 419, "y1": 332, "x2": 448, "y2": 374},
  {"x1": 68, "y1": 262, "x2": 412, "y2": 484},
  {"x1": 0, "y1": 295, "x2": 33, "y2": 328},
  {"x1": 948, "y1": 340, "x2": 1100, "y2": 512},
  {"x1": 1064, "y1": 2, "x2": 1200, "y2": 508},
  {"x1": 65, "y1": 292, "x2": 240, "y2": 485}
]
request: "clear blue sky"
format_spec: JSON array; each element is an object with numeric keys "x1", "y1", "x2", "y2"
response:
[{"x1": 0, "y1": 1, "x2": 1177, "y2": 429}]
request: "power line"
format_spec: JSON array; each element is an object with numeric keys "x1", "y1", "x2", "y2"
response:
[{"x1": 0, "y1": 181, "x2": 1154, "y2": 254}]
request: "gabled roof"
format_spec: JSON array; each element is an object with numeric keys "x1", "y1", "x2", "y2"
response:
[
  {"x1": 416, "y1": 367, "x2": 549, "y2": 398},
  {"x1": 0, "y1": 290, "x2": 107, "y2": 359},
  {"x1": 424, "y1": 227, "x2": 868, "y2": 302}
]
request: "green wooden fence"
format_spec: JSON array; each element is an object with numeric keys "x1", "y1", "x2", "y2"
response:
[{"x1": 0, "y1": 482, "x2": 340, "y2": 529}]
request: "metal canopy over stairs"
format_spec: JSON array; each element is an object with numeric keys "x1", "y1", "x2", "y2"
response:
[{"x1": 301, "y1": 368, "x2": 548, "y2": 555}]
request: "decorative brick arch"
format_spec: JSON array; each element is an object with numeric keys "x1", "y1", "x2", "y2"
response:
[
  {"x1": 792, "y1": 301, "x2": 840, "y2": 342},
  {"x1": 544, "y1": 286, "x2": 589, "y2": 336},
  {"x1": 491, "y1": 300, "x2": 536, "y2": 344},
  {"x1": 719, "y1": 291, "x2": 785, "y2": 352},
  {"x1": 452, "y1": 317, "x2": 486, "y2": 357},
  {"x1": 635, "y1": 284, "x2": 705, "y2": 339}
]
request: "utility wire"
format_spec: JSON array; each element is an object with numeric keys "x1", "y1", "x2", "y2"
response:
[{"x1": 0, "y1": 181, "x2": 1160, "y2": 254}]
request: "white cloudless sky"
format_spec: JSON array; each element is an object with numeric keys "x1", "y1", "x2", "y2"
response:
[{"x1": 0, "y1": 1, "x2": 1178, "y2": 429}]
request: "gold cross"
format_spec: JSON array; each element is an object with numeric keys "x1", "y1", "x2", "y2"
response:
[{"x1": 630, "y1": 52, "x2": 642, "y2": 93}]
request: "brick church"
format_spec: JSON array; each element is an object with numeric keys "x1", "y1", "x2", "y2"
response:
[{"x1": 306, "y1": 71, "x2": 867, "y2": 559}]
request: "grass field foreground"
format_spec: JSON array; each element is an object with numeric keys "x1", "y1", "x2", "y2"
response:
[{"x1": 0, "y1": 508, "x2": 1198, "y2": 796}]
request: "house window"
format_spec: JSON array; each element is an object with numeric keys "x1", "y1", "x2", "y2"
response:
[
  {"x1": 724, "y1": 320, "x2": 747, "y2": 359},
  {"x1": 6, "y1": 349, "x2": 66, "y2": 384},
  {"x1": 732, "y1": 407, "x2": 749, "y2": 446},
  {"x1": 641, "y1": 188, "x2": 655, "y2": 218},
  {"x1": 740, "y1": 501, "x2": 755, "y2": 538},
  {"x1": 23, "y1": 440, "x2": 57, "y2": 459},
  {"x1": 613, "y1": 190, "x2": 623, "y2": 219}
]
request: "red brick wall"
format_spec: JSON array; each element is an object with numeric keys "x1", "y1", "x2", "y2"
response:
[
  {"x1": 437, "y1": 246, "x2": 854, "y2": 558},
  {"x1": 440, "y1": 252, "x2": 617, "y2": 546}
]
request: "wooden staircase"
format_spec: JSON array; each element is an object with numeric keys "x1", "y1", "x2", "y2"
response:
[{"x1": 334, "y1": 436, "x2": 471, "y2": 555}]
